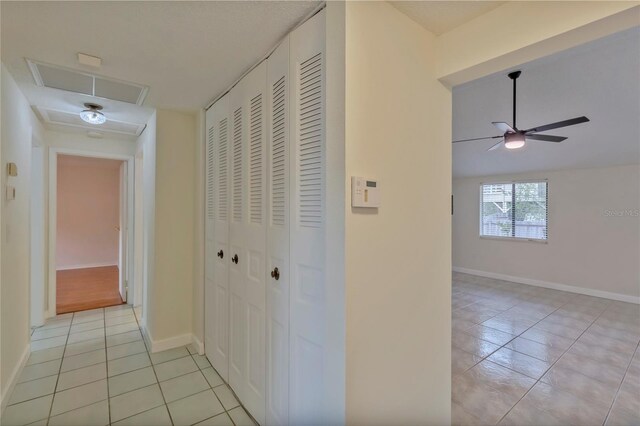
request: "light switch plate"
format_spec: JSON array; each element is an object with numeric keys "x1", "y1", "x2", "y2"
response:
[
  {"x1": 6, "y1": 185, "x2": 16, "y2": 201},
  {"x1": 7, "y1": 162, "x2": 18, "y2": 177}
]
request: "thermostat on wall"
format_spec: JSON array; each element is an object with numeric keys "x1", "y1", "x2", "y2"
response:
[{"x1": 351, "y1": 176, "x2": 380, "y2": 208}]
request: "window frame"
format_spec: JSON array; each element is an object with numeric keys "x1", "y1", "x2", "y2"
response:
[{"x1": 478, "y1": 179, "x2": 548, "y2": 243}]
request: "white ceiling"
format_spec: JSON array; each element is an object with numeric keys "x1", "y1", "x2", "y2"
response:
[
  {"x1": 452, "y1": 27, "x2": 640, "y2": 178},
  {"x1": 1, "y1": 1, "x2": 320, "y2": 134},
  {"x1": 390, "y1": 1, "x2": 505, "y2": 35}
]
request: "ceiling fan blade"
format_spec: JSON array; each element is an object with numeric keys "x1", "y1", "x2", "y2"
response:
[
  {"x1": 487, "y1": 140, "x2": 503, "y2": 151},
  {"x1": 452, "y1": 135, "x2": 502, "y2": 143},
  {"x1": 492, "y1": 122, "x2": 515, "y2": 133},
  {"x1": 524, "y1": 116, "x2": 589, "y2": 134},
  {"x1": 527, "y1": 134, "x2": 567, "y2": 143}
]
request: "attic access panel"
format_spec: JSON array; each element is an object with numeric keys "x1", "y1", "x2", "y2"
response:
[{"x1": 27, "y1": 59, "x2": 149, "y2": 105}]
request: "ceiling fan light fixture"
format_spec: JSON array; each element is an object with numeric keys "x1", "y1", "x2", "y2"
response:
[
  {"x1": 504, "y1": 132, "x2": 526, "y2": 149},
  {"x1": 80, "y1": 103, "x2": 106, "y2": 125}
]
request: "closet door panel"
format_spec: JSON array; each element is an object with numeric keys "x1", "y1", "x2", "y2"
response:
[
  {"x1": 266, "y1": 36, "x2": 290, "y2": 426},
  {"x1": 289, "y1": 9, "x2": 327, "y2": 425},
  {"x1": 205, "y1": 95, "x2": 231, "y2": 381},
  {"x1": 242, "y1": 61, "x2": 268, "y2": 425},
  {"x1": 227, "y1": 61, "x2": 268, "y2": 426},
  {"x1": 204, "y1": 107, "x2": 216, "y2": 363},
  {"x1": 228, "y1": 85, "x2": 247, "y2": 396}
]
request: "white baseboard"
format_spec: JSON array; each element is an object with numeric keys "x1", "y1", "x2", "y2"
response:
[
  {"x1": 192, "y1": 335, "x2": 205, "y2": 355},
  {"x1": 0, "y1": 344, "x2": 30, "y2": 414},
  {"x1": 57, "y1": 262, "x2": 118, "y2": 271},
  {"x1": 453, "y1": 267, "x2": 640, "y2": 304},
  {"x1": 141, "y1": 326, "x2": 194, "y2": 353}
]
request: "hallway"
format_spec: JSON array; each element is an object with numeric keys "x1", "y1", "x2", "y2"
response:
[
  {"x1": 56, "y1": 266, "x2": 123, "y2": 314},
  {"x1": 3, "y1": 305, "x2": 255, "y2": 426}
]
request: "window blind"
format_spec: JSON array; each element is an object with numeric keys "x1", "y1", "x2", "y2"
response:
[{"x1": 480, "y1": 181, "x2": 547, "y2": 241}]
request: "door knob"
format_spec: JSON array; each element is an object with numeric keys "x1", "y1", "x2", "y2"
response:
[
  {"x1": 232, "y1": 254, "x2": 239, "y2": 264},
  {"x1": 270, "y1": 267, "x2": 280, "y2": 280},
  {"x1": 217, "y1": 250, "x2": 224, "y2": 259}
]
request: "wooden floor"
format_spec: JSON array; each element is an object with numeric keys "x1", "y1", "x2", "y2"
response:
[{"x1": 56, "y1": 266, "x2": 123, "y2": 314}]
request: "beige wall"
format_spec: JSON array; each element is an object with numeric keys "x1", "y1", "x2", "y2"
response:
[
  {"x1": 436, "y1": 2, "x2": 639, "y2": 86},
  {"x1": 344, "y1": 2, "x2": 451, "y2": 424},
  {"x1": 453, "y1": 165, "x2": 640, "y2": 301},
  {"x1": 0, "y1": 64, "x2": 44, "y2": 408},
  {"x1": 56, "y1": 156, "x2": 122, "y2": 270},
  {"x1": 146, "y1": 110, "x2": 196, "y2": 342},
  {"x1": 192, "y1": 110, "x2": 205, "y2": 350},
  {"x1": 136, "y1": 113, "x2": 156, "y2": 325}
]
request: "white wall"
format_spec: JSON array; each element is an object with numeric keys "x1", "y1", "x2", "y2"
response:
[
  {"x1": 453, "y1": 164, "x2": 640, "y2": 302},
  {"x1": 344, "y1": 2, "x2": 451, "y2": 423},
  {"x1": 0, "y1": 64, "x2": 45, "y2": 409}
]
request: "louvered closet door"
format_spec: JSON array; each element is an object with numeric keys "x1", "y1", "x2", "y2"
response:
[
  {"x1": 228, "y1": 61, "x2": 268, "y2": 425},
  {"x1": 205, "y1": 95, "x2": 231, "y2": 381},
  {"x1": 228, "y1": 80, "x2": 247, "y2": 399},
  {"x1": 266, "y1": 36, "x2": 290, "y2": 426},
  {"x1": 289, "y1": 9, "x2": 327, "y2": 424}
]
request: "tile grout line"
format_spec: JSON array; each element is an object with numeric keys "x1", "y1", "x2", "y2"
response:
[
  {"x1": 14, "y1": 306, "x2": 256, "y2": 426},
  {"x1": 26, "y1": 326, "x2": 140, "y2": 370},
  {"x1": 189, "y1": 348, "x2": 257, "y2": 425},
  {"x1": 602, "y1": 340, "x2": 640, "y2": 425},
  {"x1": 134, "y1": 307, "x2": 177, "y2": 426},
  {"x1": 494, "y1": 299, "x2": 614, "y2": 425},
  {"x1": 101, "y1": 308, "x2": 113, "y2": 426},
  {"x1": 455, "y1": 289, "x2": 569, "y2": 375},
  {"x1": 186, "y1": 351, "x2": 237, "y2": 426},
  {"x1": 453, "y1": 277, "x2": 628, "y2": 425},
  {"x1": 44, "y1": 311, "x2": 75, "y2": 426}
]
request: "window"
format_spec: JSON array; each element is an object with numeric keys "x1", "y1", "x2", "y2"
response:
[{"x1": 480, "y1": 181, "x2": 548, "y2": 241}]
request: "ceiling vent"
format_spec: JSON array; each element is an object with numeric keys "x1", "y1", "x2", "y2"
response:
[
  {"x1": 35, "y1": 106, "x2": 146, "y2": 137},
  {"x1": 27, "y1": 59, "x2": 149, "y2": 105}
]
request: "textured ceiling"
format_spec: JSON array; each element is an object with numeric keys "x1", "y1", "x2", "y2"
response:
[
  {"x1": 452, "y1": 27, "x2": 640, "y2": 178},
  {"x1": 1, "y1": 0, "x2": 320, "y2": 119},
  {"x1": 390, "y1": 1, "x2": 505, "y2": 35}
]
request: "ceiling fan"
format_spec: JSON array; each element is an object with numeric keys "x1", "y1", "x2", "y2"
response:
[{"x1": 452, "y1": 70, "x2": 590, "y2": 151}]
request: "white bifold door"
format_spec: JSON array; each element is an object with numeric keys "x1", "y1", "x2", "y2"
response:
[
  {"x1": 288, "y1": 10, "x2": 328, "y2": 425},
  {"x1": 205, "y1": 9, "x2": 327, "y2": 425},
  {"x1": 228, "y1": 61, "x2": 268, "y2": 425},
  {"x1": 205, "y1": 95, "x2": 231, "y2": 381},
  {"x1": 266, "y1": 36, "x2": 290, "y2": 426}
]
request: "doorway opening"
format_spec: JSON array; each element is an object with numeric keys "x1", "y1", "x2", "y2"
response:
[{"x1": 54, "y1": 154, "x2": 129, "y2": 314}]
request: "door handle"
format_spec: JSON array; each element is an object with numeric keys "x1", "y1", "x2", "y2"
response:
[
  {"x1": 270, "y1": 267, "x2": 280, "y2": 281},
  {"x1": 217, "y1": 250, "x2": 224, "y2": 259},
  {"x1": 232, "y1": 254, "x2": 239, "y2": 264}
]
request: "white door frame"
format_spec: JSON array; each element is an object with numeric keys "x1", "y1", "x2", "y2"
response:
[
  {"x1": 118, "y1": 162, "x2": 128, "y2": 302},
  {"x1": 30, "y1": 142, "x2": 46, "y2": 326},
  {"x1": 47, "y1": 147, "x2": 135, "y2": 318},
  {"x1": 133, "y1": 150, "x2": 144, "y2": 307}
]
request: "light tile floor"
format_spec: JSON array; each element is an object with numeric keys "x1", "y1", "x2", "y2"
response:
[
  {"x1": 2, "y1": 305, "x2": 257, "y2": 426},
  {"x1": 452, "y1": 272, "x2": 640, "y2": 426}
]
